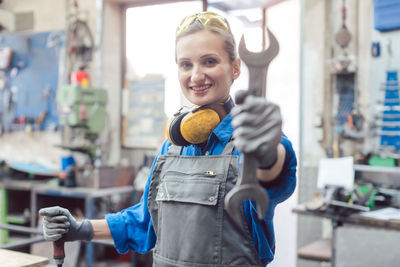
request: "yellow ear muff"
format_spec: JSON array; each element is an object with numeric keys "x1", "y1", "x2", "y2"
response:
[
  {"x1": 180, "y1": 108, "x2": 220, "y2": 144},
  {"x1": 167, "y1": 96, "x2": 234, "y2": 146},
  {"x1": 166, "y1": 111, "x2": 191, "y2": 146}
]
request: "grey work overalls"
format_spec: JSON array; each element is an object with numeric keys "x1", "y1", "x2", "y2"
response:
[{"x1": 148, "y1": 142, "x2": 264, "y2": 267}]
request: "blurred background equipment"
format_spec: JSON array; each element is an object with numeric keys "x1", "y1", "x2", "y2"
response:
[
  {"x1": 65, "y1": 0, "x2": 95, "y2": 77},
  {"x1": 56, "y1": 84, "x2": 107, "y2": 163},
  {"x1": 1, "y1": 0, "x2": 400, "y2": 267}
]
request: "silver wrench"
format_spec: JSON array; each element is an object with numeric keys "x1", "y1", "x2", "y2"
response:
[{"x1": 224, "y1": 28, "x2": 280, "y2": 223}]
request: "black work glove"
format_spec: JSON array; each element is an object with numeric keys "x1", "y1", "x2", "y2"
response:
[
  {"x1": 231, "y1": 95, "x2": 282, "y2": 169},
  {"x1": 39, "y1": 206, "x2": 93, "y2": 242}
]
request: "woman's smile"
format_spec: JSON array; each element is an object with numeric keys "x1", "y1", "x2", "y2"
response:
[{"x1": 190, "y1": 84, "x2": 212, "y2": 94}]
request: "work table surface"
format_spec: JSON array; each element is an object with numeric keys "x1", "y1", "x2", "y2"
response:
[
  {"x1": 0, "y1": 178, "x2": 134, "y2": 197},
  {"x1": 0, "y1": 249, "x2": 49, "y2": 267},
  {"x1": 293, "y1": 203, "x2": 400, "y2": 230}
]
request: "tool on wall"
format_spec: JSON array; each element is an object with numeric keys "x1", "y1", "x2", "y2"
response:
[
  {"x1": 335, "y1": 0, "x2": 351, "y2": 50},
  {"x1": 332, "y1": 0, "x2": 352, "y2": 73},
  {"x1": 66, "y1": 0, "x2": 94, "y2": 76},
  {"x1": 340, "y1": 1, "x2": 365, "y2": 146},
  {"x1": 224, "y1": 27, "x2": 279, "y2": 223},
  {"x1": 67, "y1": 19, "x2": 94, "y2": 63},
  {"x1": 322, "y1": 0, "x2": 368, "y2": 158}
]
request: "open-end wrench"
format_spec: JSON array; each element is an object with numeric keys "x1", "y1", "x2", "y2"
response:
[{"x1": 224, "y1": 28, "x2": 279, "y2": 223}]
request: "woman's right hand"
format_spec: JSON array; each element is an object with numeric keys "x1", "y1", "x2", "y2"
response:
[
  {"x1": 231, "y1": 94, "x2": 282, "y2": 169},
  {"x1": 39, "y1": 206, "x2": 93, "y2": 242}
]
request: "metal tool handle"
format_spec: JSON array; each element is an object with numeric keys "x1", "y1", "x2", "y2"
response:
[
  {"x1": 234, "y1": 89, "x2": 258, "y2": 186},
  {"x1": 53, "y1": 239, "x2": 65, "y2": 267},
  {"x1": 238, "y1": 155, "x2": 258, "y2": 185}
]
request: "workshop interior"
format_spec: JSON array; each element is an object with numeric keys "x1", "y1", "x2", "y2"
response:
[{"x1": 0, "y1": 0, "x2": 399, "y2": 266}]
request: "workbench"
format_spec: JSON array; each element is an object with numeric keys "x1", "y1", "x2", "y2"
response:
[
  {"x1": 0, "y1": 179, "x2": 48, "y2": 244},
  {"x1": 294, "y1": 203, "x2": 400, "y2": 267},
  {"x1": 0, "y1": 248, "x2": 49, "y2": 267},
  {"x1": 0, "y1": 178, "x2": 136, "y2": 267}
]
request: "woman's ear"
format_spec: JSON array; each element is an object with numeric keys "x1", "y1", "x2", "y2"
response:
[{"x1": 232, "y1": 59, "x2": 241, "y2": 80}]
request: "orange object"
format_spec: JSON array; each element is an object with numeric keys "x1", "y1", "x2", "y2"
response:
[
  {"x1": 347, "y1": 113, "x2": 354, "y2": 128},
  {"x1": 71, "y1": 69, "x2": 89, "y2": 88}
]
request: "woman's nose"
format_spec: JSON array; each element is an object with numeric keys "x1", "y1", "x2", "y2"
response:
[{"x1": 191, "y1": 66, "x2": 205, "y2": 83}]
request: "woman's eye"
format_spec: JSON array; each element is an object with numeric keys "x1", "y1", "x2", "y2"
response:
[
  {"x1": 179, "y1": 62, "x2": 192, "y2": 69},
  {"x1": 204, "y1": 58, "x2": 217, "y2": 66}
]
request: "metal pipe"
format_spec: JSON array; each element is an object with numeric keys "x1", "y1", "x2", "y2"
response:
[
  {"x1": 0, "y1": 223, "x2": 43, "y2": 234},
  {"x1": 202, "y1": 0, "x2": 208, "y2": 11},
  {"x1": 0, "y1": 236, "x2": 45, "y2": 249},
  {"x1": 96, "y1": 0, "x2": 104, "y2": 88}
]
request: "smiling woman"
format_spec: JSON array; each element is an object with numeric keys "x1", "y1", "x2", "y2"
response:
[{"x1": 39, "y1": 7, "x2": 298, "y2": 267}]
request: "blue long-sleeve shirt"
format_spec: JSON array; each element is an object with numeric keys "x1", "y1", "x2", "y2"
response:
[{"x1": 105, "y1": 113, "x2": 297, "y2": 266}]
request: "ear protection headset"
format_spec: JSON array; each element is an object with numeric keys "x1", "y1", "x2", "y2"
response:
[{"x1": 167, "y1": 97, "x2": 235, "y2": 146}]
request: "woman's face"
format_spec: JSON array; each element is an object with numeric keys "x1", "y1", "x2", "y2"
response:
[{"x1": 176, "y1": 30, "x2": 240, "y2": 106}]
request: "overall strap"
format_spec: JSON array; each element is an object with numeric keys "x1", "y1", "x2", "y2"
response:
[
  {"x1": 221, "y1": 141, "x2": 235, "y2": 155},
  {"x1": 167, "y1": 145, "x2": 182, "y2": 155}
]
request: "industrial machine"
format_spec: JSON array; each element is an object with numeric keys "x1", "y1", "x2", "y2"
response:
[{"x1": 56, "y1": 85, "x2": 107, "y2": 162}]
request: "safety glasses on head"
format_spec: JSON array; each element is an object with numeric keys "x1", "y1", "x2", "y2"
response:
[{"x1": 176, "y1": 11, "x2": 231, "y2": 37}]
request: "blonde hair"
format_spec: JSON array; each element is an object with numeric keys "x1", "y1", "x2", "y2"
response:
[{"x1": 175, "y1": 19, "x2": 237, "y2": 62}]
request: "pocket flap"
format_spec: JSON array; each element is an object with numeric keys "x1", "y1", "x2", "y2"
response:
[{"x1": 156, "y1": 177, "x2": 220, "y2": 206}]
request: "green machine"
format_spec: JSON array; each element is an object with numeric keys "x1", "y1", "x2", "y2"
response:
[
  {"x1": 57, "y1": 85, "x2": 107, "y2": 133},
  {"x1": 56, "y1": 85, "x2": 108, "y2": 161}
]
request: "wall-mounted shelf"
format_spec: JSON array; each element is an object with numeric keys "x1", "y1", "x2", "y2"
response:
[{"x1": 355, "y1": 164, "x2": 400, "y2": 188}]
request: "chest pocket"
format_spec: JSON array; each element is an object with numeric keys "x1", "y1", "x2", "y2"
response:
[
  {"x1": 156, "y1": 175, "x2": 221, "y2": 206},
  {"x1": 153, "y1": 172, "x2": 225, "y2": 263}
]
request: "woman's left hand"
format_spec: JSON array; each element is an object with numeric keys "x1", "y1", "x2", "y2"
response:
[{"x1": 231, "y1": 95, "x2": 282, "y2": 169}]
